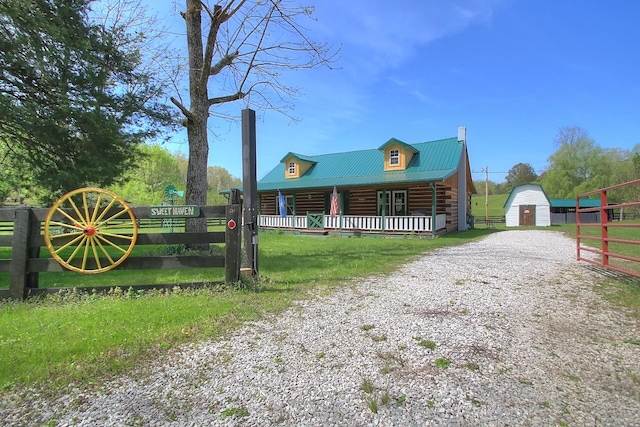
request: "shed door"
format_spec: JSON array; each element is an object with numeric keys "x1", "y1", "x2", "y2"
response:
[{"x1": 519, "y1": 205, "x2": 535, "y2": 226}]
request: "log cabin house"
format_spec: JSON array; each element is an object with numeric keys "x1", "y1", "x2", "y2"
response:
[{"x1": 255, "y1": 127, "x2": 476, "y2": 236}]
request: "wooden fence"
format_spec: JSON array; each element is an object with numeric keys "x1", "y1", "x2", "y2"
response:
[
  {"x1": 0, "y1": 205, "x2": 241, "y2": 300},
  {"x1": 473, "y1": 215, "x2": 505, "y2": 226}
]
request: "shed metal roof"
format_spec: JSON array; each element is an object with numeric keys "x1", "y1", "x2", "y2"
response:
[
  {"x1": 549, "y1": 199, "x2": 601, "y2": 208},
  {"x1": 503, "y1": 183, "x2": 550, "y2": 208},
  {"x1": 258, "y1": 137, "x2": 464, "y2": 191}
]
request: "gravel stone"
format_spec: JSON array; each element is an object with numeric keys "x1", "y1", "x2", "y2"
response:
[{"x1": 1, "y1": 230, "x2": 639, "y2": 426}]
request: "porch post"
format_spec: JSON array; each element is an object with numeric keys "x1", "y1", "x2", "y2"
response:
[
  {"x1": 339, "y1": 192, "x2": 343, "y2": 230},
  {"x1": 381, "y1": 189, "x2": 386, "y2": 232},
  {"x1": 257, "y1": 195, "x2": 262, "y2": 225},
  {"x1": 292, "y1": 195, "x2": 296, "y2": 229},
  {"x1": 430, "y1": 182, "x2": 437, "y2": 238}
]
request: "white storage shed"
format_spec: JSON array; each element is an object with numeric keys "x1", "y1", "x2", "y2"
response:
[{"x1": 503, "y1": 183, "x2": 551, "y2": 227}]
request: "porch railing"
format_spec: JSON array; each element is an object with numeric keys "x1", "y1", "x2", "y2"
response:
[{"x1": 258, "y1": 214, "x2": 447, "y2": 233}]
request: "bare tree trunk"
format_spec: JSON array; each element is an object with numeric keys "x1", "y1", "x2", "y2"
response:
[
  {"x1": 184, "y1": 104, "x2": 209, "y2": 244},
  {"x1": 183, "y1": 0, "x2": 210, "y2": 249},
  {"x1": 171, "y1": 0, "x2": 337, "y2": 251}
]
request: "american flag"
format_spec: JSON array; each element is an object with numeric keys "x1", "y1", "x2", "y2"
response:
[
  {"x1": 330, "y1": 186, "x2": 339, "y2": 217},
  {"x1": 278, "y1": 191, "x2": 287, "y2": 218}
]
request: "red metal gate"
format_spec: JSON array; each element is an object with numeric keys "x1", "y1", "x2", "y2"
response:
[{"x1": 576, "y1": 179, "x2": 640, "y2": 279}]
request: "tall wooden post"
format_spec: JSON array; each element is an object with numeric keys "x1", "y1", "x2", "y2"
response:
[
  {"x1": 242, "y1": 108, "x2": 259, "y2": 276},
  {"x1": 483, "y1": 166, "x2": 489, "y2": 224},
  {"x1": 9, "y1": 208, "x2": 34, "y2": 299}
]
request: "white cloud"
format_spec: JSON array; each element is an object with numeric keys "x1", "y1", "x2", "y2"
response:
[{"x1": 314, "y1": 0, "x2": 501, "y2": 69}]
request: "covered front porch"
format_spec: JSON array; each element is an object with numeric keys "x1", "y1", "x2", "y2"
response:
[
  {"x1": 256, "y1": 182, "x2": 466, "y2": 235},
  {"x1": 258, "y1": 212, "x2": 448, "y2": 234}
]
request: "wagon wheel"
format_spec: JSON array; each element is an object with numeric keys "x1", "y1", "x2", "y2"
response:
[{"x1": 44, "y1": 187, "x2": 138, "y2": 274}]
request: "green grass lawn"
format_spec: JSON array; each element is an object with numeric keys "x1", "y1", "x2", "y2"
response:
[{"x1": 0, "y1": 229, "x2": 495, "y2": 390}]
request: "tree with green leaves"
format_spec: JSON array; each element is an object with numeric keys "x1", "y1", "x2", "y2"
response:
[
  {"x1": 505, "y1": 163, "x2": 538, "y2": 189},
  {"x1": 0, "y1": 143, "x2": 28, "y2": 205},
  {"x1": 0, "y1": 0, "x2": 176, "y2": 205},
  {"x1": 109, "y1": 144, "x2": 184, "y2": 206},
  {"x1": 172, "y1": 0, "x2": 338, "y2": 239},
  {"x1": 542, "y1": 126, "x2": 605, "y2": 198},
  {"x1": 109, "y1": 145, "x2": 241, "y2": 206}
]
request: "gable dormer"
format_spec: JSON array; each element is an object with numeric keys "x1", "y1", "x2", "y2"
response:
[
  {"x1": 378, "y1": 138, "x2": 418, "y2": 171},
  {"x1": 280, "y1": 152, "x2": 317, "y2": 179}
]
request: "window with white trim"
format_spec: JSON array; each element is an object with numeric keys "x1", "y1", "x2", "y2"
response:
[
  {"x1": 288, "y1": 162, "x2": 296, "y2": 175},
  {"x1": 389, "y1": 149, "x2": 399, "y2": 166}
]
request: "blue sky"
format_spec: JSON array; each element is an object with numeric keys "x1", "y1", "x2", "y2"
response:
[{"x1": 153, "y1": 0, "x2": 640, "y2": 183}]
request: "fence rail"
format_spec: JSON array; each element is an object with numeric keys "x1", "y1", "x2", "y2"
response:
[
  {"x1": 0, "y1": 217, "x2": 226, "y2": 233},
  {"x1": 0, "y1": 205, "x2": 241, "y2": 300},
  {"x1": 576, "y1": 179, "x2": 640, "y2": 279}
]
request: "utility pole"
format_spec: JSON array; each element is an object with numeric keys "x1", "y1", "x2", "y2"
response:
[{"x1": 482, "y1": 166, "x2": 489, "y2": 224}]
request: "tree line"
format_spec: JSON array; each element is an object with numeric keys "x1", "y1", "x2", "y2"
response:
[
  {"x1": 475, "y1": 126, "x2": 640, "y2": 200},
  {"x1": 1, "y1": 143, "x2": 241, "y2": 207}
]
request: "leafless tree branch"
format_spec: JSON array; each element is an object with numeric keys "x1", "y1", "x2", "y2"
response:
[
  {"x1": 208, "y1": 91, "x2": 245, "y2": 105},
  {"x1": 170, "y1": 97, "x2": 193, "y2": 120}
]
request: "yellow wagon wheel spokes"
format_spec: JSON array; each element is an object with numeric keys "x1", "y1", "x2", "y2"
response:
[{"x1": 44, "y1": 187, "x2": 138, "y2": 274}]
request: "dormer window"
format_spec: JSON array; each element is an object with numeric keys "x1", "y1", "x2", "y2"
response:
[
  {"x1": 378, "y1": 138, "x2": 417, "y2": 171},
  {"x1": 281, "y1": 152, "x2": 317, "y2": 179},
  {"x1": 390, "y1": 149, "x2": 399, "y2": 166}
]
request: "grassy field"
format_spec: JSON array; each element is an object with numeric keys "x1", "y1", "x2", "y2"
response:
[
  {"x1": 0, "y1": 229, "x2": 495, "y2": 390},
  {"x1": 470, "y1": 193, "x2": 508, "y2": 218}
]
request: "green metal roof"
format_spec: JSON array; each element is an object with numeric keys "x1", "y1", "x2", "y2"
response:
[
  {"x1": 549, "y1": 198, "x2": 601, "y2": 208},
  {"x1": 259, "y1": 137, "x2": 465, "y2": 191}
]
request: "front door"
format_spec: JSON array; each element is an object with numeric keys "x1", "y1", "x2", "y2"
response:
[
  {"x1": 519, "y1": 205, "x2": 535, "y2": 226},
  {"x1": 377, "y1": 190, "x2": 407, "y2": 216}
]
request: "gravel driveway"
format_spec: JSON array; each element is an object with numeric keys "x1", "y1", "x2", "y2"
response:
[{"x1": 3, "y1": 230, "x2": 639, "y2": 426}]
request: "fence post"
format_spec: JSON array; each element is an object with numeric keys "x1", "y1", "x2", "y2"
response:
[
  {"x1": 242, "y1": 108, "x2": 259, "y2": 277},
  {"x1": 9, "y1": 208, "x2": 33, "y2": 299},
  {"x1": 225, "y1": 204, "x2": 242, "y2": 283}
]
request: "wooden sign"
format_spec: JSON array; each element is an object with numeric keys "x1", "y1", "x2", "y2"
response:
[{"x1": 149, "y1": 205, "x2": 200, "y2": 218}]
